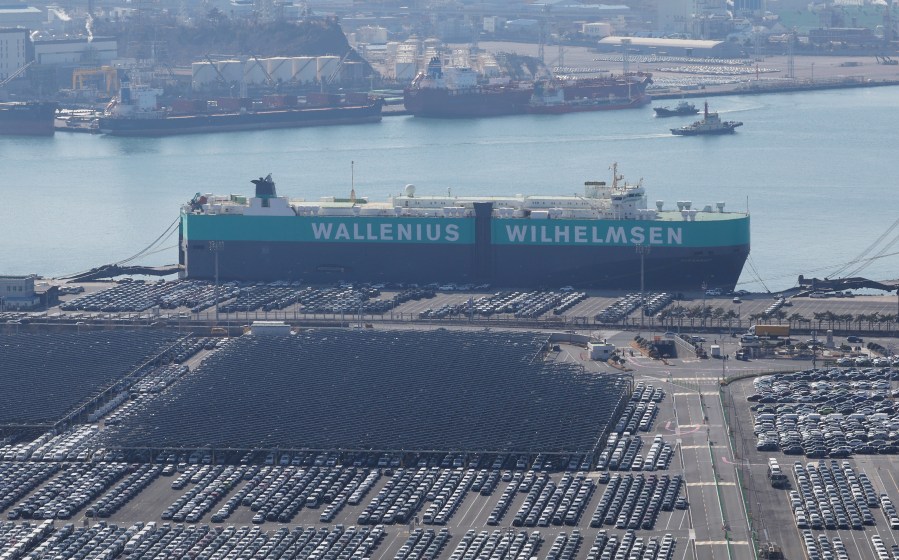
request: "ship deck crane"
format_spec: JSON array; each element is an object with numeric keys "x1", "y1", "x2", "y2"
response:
[
  {"x1": 0, "y1": 60, "x2": 34, "y2": 89},
  {"x1": 321, "y1": 50, "x2": 355, "y2": 91},
  {"x1": 250, "y1": 53, "x2": 277, "y2": 88},
  {"x1": 204, "y1": 54, "x2": 241, "y2": 96}
]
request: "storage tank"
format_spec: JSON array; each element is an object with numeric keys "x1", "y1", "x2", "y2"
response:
[
  {"x1": 244, "y1": 58, "x2": 268, "y2": 85},
  {"x1": 582, "y1": 22, "x2": 613, "y2": 38},
  {"x1": 393, "y1": 59, "x2": 417, "y2": 81},
  {"x1": 291, "y1": 56, "x2": 316, "y2": 84},
  {"x1": 191, "y1": 61, "x2": 218, "y2": 88},
  {"x1": 386, "y1": 41, "x2": 400, "y2": 58},
  {"x1": 264, "y1": 57, "x2": 293, "y2": 83},
  {"x1": 316, "y1": 56, "x2": 340, "y2": 82},
  {"x1": 216, "y1": 60, "x2": 244, "y2": 83}
]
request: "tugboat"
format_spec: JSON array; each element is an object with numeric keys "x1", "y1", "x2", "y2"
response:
[
  {"x1": 653, "y1": 100, "x2": 699, "y2": 117},
  {"x1": 670, "y1": 102, "x2": 742, "y2": 135}
]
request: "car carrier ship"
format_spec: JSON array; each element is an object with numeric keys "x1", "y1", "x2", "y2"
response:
[{"x1": 179, "y1": 165, "x2": 750, "y2": 290}]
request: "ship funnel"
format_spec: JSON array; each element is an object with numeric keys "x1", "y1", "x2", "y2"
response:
[
  {"x1": 683, "y1": 201, "x2": 692, "y2": 210},
  {"x1": 681, "y1": 210, "x2": 689, "y2": 221},
  {"x1": 676, "y1": 201, "x2": 685, "y2": 211},
  {"x1": 251, "y1": 174, "x2": 277, "y2": 199},
  {"x1": 655, "y1": 200, "x2": 664, "y2": 211},
  {"x1": 716, "y1": 202, "x2": 725, "y2": 212}
]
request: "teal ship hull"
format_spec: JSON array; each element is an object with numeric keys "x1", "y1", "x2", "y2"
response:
[{"x1": 180, "y1": 210, "x2": 750, "y2": 290}]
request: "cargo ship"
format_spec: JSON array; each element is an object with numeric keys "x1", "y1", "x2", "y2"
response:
[
  {"x1": 180, "y1": 165, "x2": 750, "y2": 290},
  {"x1": 403, "y1": 57, "x2": 652, "y2": 118},
  {"x1": 0, "y1": 101, "x2": 57, "y2": 136},
  {"x1": 98, "y1": 80, "x2": 382, "y2": 136},
  {"x1": 527, "y1": 83, "x2": 650, "y2": 114}
]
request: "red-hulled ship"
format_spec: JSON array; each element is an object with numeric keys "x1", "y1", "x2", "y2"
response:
[
  {"x1": 526, "y1": 82, "x2": 651, "y2": 114},
  {"x1": 403, "y1": 58, "x2": 534, "y2": 117},
  {"x1": 0, "y1": 101, "x2": 57, "y2": 136},
  {"x1": 403, "y1": 57, "x2": 652, "y2": 118}
]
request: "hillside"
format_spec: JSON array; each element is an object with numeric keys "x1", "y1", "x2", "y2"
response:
[{"x1": 95, "y1": 15, "x2": 364, "y2": 67}]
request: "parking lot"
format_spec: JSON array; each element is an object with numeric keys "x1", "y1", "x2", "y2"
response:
[
  {"x1": 0, "y1": 326, "x2": 747, "y2": 559},
  {"x1": 6, "y1": 313, "x2": 899, "y2": 558},
  {"x1": 727, "y1": 369, "x2": 899, "y2": 560}
]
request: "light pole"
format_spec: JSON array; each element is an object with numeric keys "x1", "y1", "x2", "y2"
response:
[
  {"x1": 208, "y1": 241, "x2": 224, "y2": 324},
  {"x1": 811, "y1": 330, "x2": 817, "y2": 370},
  {"x1": 636, "y1": 244, "x2": 650, "y2": 329},
  {"x1": 701, "y1": 281, "x2": 708, "y2": 327},
  {"x1": 810, "y1": 62, "x2": 814, "y2": 82}
]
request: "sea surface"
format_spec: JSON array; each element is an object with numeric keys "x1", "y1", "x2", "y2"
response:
[{"x1": 3, "y1": 86, "x2": 899, "y2": 292}]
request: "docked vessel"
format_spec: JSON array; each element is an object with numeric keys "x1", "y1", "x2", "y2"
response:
[
  {"x1": 671, "y1": 102, "x2": 742, "y2": 135},
  {"x1": 180, "y1": 165, "x2": 750, "y2": 290},
  {"x1": 403, "y1": 58, "x2": 533, "y2": 117},
  {"x1": 653, "y1": 100, "x2": 699, "y2": 117},
  {"x1": 98, "y1": 80, "x2": 382, "y2": 136},
  {"x1": 526, "y1": 83, "x2": 650, "y2": 114},
  {"x1": 403, "y1": 57, "x2": 652, "y2": 118},
  {"x1": 55, "y1": 109, "x2": 101, "y2": 134},
  {"x1": 0, "y1": 101, "x2": 57, "y2": 136}
]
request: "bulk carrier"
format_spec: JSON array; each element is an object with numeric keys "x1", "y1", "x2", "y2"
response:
[
  {"x1": 180, "y1": 165, "x2": 750, "y2": 290},
  {"x1": 98, "y1": 80, "x2": 382, "y2": 136},
  {"x1": 0, "y1": 101, "x2": 57, "y2": 136}
]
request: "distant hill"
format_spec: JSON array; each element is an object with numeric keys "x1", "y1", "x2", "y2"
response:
[{"x1": 96, "y1": 15, "x2": 366, "y2": 67}]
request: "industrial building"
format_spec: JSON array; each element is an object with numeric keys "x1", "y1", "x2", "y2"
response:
[
  {"x1": 0, "y1": 27, "x2": 28, "y2": 82},
  {"x1": 596, "y1": 36, "x2": 740, "y2": 57},
  {"x1": 0, "y1": 275, "x2": 38, "y2": 310}
]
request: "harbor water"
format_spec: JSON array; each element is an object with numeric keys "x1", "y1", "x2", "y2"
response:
[{"x1": 3, "y1": 85, "x2": 899, "y2": 291}]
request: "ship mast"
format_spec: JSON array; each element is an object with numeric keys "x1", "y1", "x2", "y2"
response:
[{"x1": 350, "y1": 160, "x2": 356, "y2": 204}]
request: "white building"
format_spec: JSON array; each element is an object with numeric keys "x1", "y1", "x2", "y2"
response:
[
  {"x1": 582, "y1": 22, "x2": 613, "y2": 38},
  {"x1": 0, "y1": 28, "x2": 28, "y2": 82},
  {"x1": 33, "y1": 37, "x2": 117, "y2": 64},
  {"x1": 0, "y1": 5, "x2": 42, "y2": 29},
  {"x1": 0, "y1": 275, "x2": 38, "y2": 310}
]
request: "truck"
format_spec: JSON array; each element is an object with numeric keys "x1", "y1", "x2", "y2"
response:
[
  {"x1": 710, "y1": 344, "x2": 722, "y2": 358},
  {"x1": 748, "y1": 325, "x2": 790, "y2": 338}
]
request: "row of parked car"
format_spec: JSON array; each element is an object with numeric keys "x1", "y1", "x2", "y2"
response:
[
  {"x1": 86, "y1": 464, "x2": 162, "y2": 519},
  {"x1": 163, "y1": 464, "x2": 245, "y2": 524},
  {"x1": 590, "y1": 473, "x2": 686, "y2": 530},
  {"x1": 790, "y1": 460, "x2": 880, "y2": 531},
  {"x1": 61, "y1": 280, "x2": 236, "y2": 313},
  {"x1": 0, "y1": 520, "x2": 55, "y2": 560},
  {"x1": 395, "y1": 527, "x2": 451, "y2": 560},
  {"x1": 800, "y1": 532, "x2": 850, "y2": 560},
  {"x1": 509, "y1": 471, "x2": 594, "y2": 527},
  {"x1": 596, "y1": 434, "x2": 672, "y2": 473},
  {"x1": 0, "y1": 462, "x2": 59, "y2": 518},
  {"x1": 751, "y1": 367, "x2": 899, "y2": 456},
  {"x1": 6, "y1": 462, "x2": 128, "y2": 521},
  {"x1": 595, "y1": 293, "x2": 671, "y2": 324},
  {"x1": 358, "y1": 466, "x2": 473, "y2": 526},
  {"x1": 449, "y1": 528, "x2": 542, "y2": 560},
  {"x1": 19, "y1": 521, "x2": 387, "y2": 560},
  {"x1": 588, "y1": 530, "x2": 677, "y2": 560}
]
